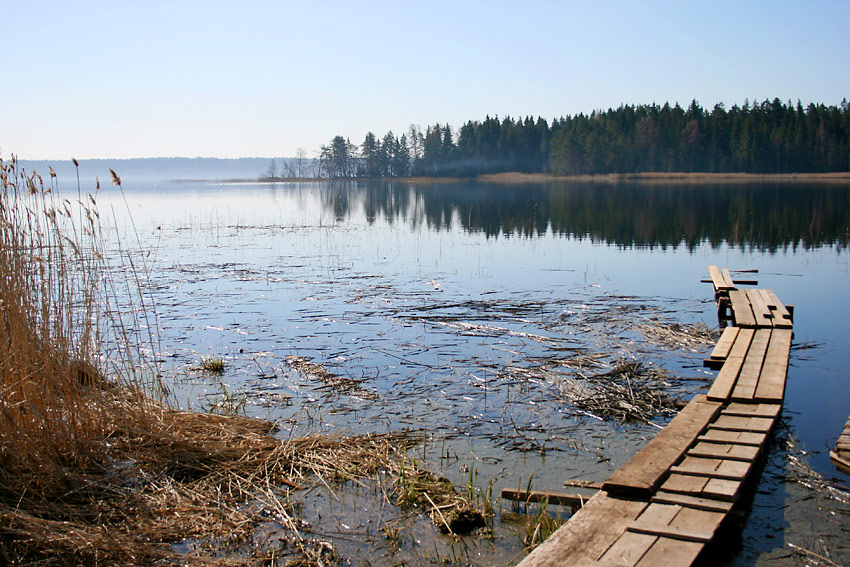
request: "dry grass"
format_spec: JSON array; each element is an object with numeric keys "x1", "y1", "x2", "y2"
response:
[
  {"x1": 634, "y1": 320, "x2": 720, "y2": 352},
  {"x1": 558, "y1": 361, "x2": 681, "y2": 425},
  {"x1": 285, "y1": 355, "x2": 377, "y2": 400},
  {"x1": 0, "y1": 156, "x2": 425, "y2": 566}
]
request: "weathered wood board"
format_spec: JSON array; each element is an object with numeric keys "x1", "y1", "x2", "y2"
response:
[
  {"x1": 633, "y1": 537, "x2": 703, "y2": 567},
  {"x1": 831, "y1": 414, "x2": 850, "y2": 475},
  {"x1": 603, "y1": 396, "x2": 722, "y2": 497},
  {"x1": 710, "y1": 414, "x2": 776, "y2": 433},
  {"x1": 688, "y1": 441, "x2": 760, "y2": 461},
  {"x1": 730, "y1": 329, "x2": 772, "y2": 400},
  {"x1": 698, "y1": 429, "x2": 767, "y2": 446},
  {"x1": 728, "y1": 289, "x2": 757, "y2": 327},
  {"x1": 671, "y1": 456, "x2": 752, "y2": 481},
  {"x1": 753, "y1": 329, "x2": 792, "y2": 402},
  {"x1": 720, "y1": 268, "x2": 736, "y2": 289},
  {"x1": 708, "y1": 265, "x2": 734, "y2": 293},
  {"x1": 722, "y1": 402, "x2": 781, "y2": 418},
  {"x1": 707, "y1": 328, "x2": 754, "y2": 401},
  {"x1": 515, "y1": 492, "x2": 647, "y2": 567},
  {"x1": 651, "y1": 491, "x2": 733, "y2": 513},
  {"x1": 761, "y1": 289, "x2": 793, "y2": 327},
  {"x1": 746, "y1": 289, "x2": 774, "y2": 326},
  {"x1": 708, "y1": 326, "x2": 739, "y2": 362}
]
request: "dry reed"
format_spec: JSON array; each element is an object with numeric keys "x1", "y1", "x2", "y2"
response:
[{"x1": 0, "y1": 157, "x2": 420, "y2": 565}]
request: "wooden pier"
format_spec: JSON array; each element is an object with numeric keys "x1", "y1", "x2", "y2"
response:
[
  {"x1": 515, "y1": 266, "x2": 793, "y2": 567},
  {"x1": 831, "y1": 415, "x2": 850, "y2": 475}
]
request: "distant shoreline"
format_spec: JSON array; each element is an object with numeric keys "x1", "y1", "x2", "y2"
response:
[
  {"x1": 475, "y1": 171, "x2": 850, "y2": 184},
  {"x1": 245, "y1": 171, "x2": 850, "y2": 185}
]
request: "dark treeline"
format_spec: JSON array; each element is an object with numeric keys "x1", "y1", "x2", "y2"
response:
[{"x1": 317, "y1": 99, "x2": 850, "y2": 178}]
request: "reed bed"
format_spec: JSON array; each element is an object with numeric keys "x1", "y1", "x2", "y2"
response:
[{"x1": 0, "y1": 157, "x2": 424, "y2": 565}]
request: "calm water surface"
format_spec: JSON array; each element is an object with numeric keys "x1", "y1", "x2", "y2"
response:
[{"x1": 96, "y1": 179, "x2": 849, "y2": 566}]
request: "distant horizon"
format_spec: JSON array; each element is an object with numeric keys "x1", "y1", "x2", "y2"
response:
[{"x1": 12, "y1": 95, "x2": 850, "y2": 163}]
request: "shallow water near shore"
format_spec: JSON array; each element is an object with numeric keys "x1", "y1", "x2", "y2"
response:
[{"x1": 93, "y1": 178, "x2": 849, "y2": 565}]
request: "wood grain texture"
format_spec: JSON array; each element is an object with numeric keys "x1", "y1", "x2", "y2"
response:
[
  {"x1": 515, "y1": 492, "x2": 647, "y2": 567},
  {"x1": 603, "y1": 396, "x2": 722, "y2": 497}
]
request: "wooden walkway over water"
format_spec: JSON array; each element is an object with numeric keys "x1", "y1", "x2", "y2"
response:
[
  {"x1": 515, "y1": 266, "x2": 794, "y2": 567},
  {"x1": 831, "y1": 415, "x2": 850, "y2": 475}
]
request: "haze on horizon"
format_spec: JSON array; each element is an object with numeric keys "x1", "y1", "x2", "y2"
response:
[{"x1": 4, "y1": 0, "x2": 849, "y2": 161}]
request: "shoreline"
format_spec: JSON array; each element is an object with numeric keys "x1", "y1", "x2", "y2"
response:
[
  {"x1": 475, "y1": 171, "x2": 850, "y2": 184},
  {"x1": 228, "y1": 171, "x2": 850, "y2": 185}
]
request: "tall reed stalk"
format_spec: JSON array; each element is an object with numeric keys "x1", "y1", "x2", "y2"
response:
[{"x1": 0, "y1": 155, "x2": 114, "y2": 483}]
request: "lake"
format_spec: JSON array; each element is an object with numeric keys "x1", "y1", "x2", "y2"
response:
[{"x1": 92, "y1": 177, "x2": 849, "y2": 566}]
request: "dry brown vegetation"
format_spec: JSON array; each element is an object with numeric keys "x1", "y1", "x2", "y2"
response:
[{"x1": 0, "y1": 157, "x2": 448, "y2": 566}]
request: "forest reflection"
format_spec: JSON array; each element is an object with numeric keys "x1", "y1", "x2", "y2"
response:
[{"x1": 316, "y1": 181, "x2": 850, "y2": 252}]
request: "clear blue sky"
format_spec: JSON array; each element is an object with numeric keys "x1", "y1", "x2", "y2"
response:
[{"x1": 4, "y1": 0, "x2": 849, "y2": 160}]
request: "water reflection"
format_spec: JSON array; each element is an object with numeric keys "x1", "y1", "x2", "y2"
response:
[{"x1": 318, "y1": 181, "x2": 850, "y2": 251}]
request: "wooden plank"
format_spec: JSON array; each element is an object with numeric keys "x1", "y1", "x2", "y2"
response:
[
  {"x1": 702, "y1": 478, "x2": 741, "y2": 501},
  {"x1": 728, "y1": 289, "x2": 756, "y2": 327},
  {"x1": 710, "y1": 414, "x2": 775, "y2": 433},
  {"x1": 658, "y1": 473, "x2": 709, "y2": 495},
  {"x1": 634, "y1": 537, "x2": 704, "y2": 567},
  {"x1": 723, "y1": 402, "x2": 781, "y2": 418},
  {"x1": 668, "y1": 506, "x2": 725, "y2": 538},
  {"x1": 753, "y1": 328, "x2": 793, "y2": 402},
  {"x1": 501, "y1": 488, "x2": 593, "y2": 508},
  {"x1": 708, "y1": 327, "x2": 739, "y2": 361},
  {"x1": 699, "y1": 429, "x2": 766, "y2": 446},
  {"x1": 564, "y1": 479, "x2": 605, "y2": 490},
  {"x1": 635, "y1": 502, "x2": 682, "y2": 525},
  {"x1": 688, "y1": 441, "x2": 760, "y2": 462},
  {"x1": 700, "y1": 278, "x2": 758, "y2": 285},
  {"x1": 746, "y1": 289, "x2": 774, "y2": 326},
  {"x1": 721, "y1": 268, "x2": 736, "y2": 289},
  {"x1": 603, "y1": 396, "x2": 722, "y2": 497},
  {"x1": 598, "y1": 531, "x2": 656, "y2": 566},
  {"x1": 670, "y1": 456, "x2": 752, "y2": 481},
  {"x1": 830, "y1": 451, "x2": 850, "y2": 475},
  {"x1": 626, "y1": 523, "x2": 714, "y2": 544},
  {"x1": 706, "y1": 328, "x2": 754, "y2": 401},
  {"x1": 659, "y1": 473, "x2": 709, "y2": 496},
  {"x1": 761, "y1": 289, "x2": 793, "y2": 327},
  {"x1": 515, "y1": 492, "x2": 648, "y2": 567},
  {"x1": 707, "y1": 265, "x2": 733, "y2": 293},
  {"x1": 652, "y1": 491, "x2": 734, "y2": 513},
  {"x1": 730, "y1": 329, "x2": 772, "y2": 400}
]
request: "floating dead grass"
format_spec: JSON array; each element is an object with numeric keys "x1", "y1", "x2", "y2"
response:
[
  {"x1": 285, "y1": 355, "x2": 377, "y2": 400},
  {"x1": 634, "y1": 319, "x2": 720, "y2": 351},
  {"x1": 558, "y1": 360, "x2": 682, "y2": 425}
]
